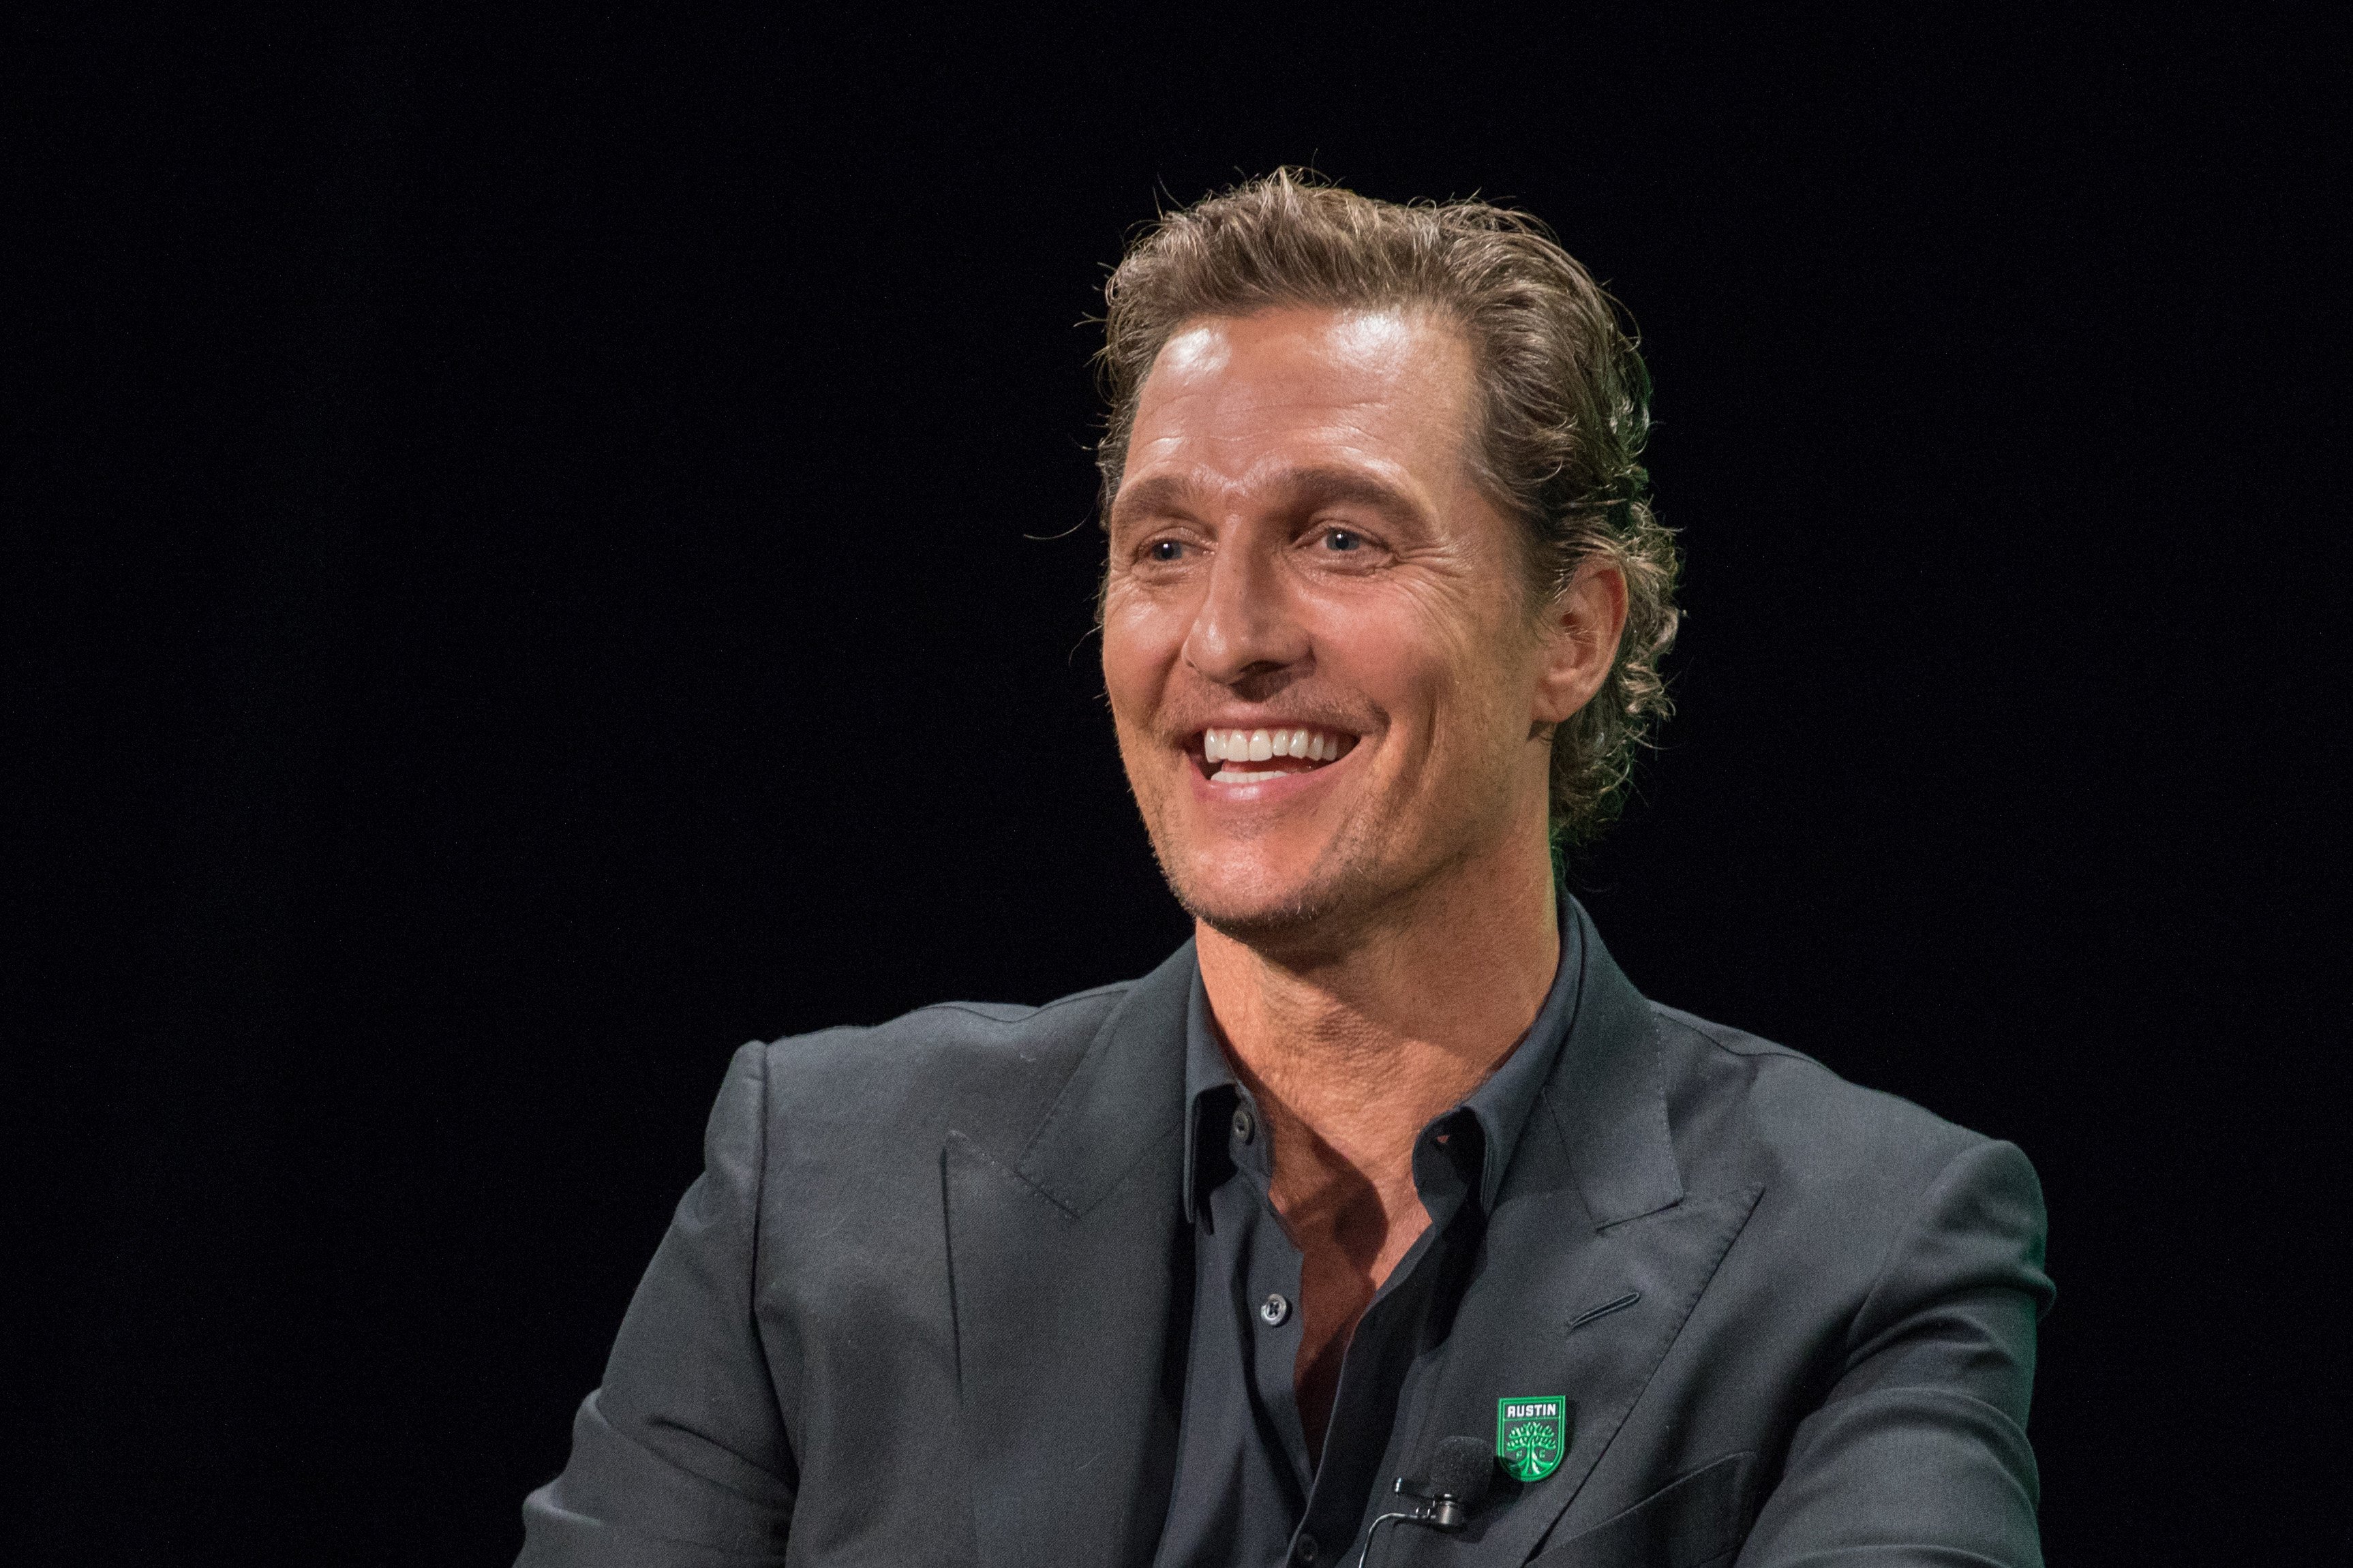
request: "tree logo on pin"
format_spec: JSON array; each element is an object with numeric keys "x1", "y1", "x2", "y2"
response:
[{"x1": 1496, "y1": 1396, "x2": 1568, "y2": 1483}]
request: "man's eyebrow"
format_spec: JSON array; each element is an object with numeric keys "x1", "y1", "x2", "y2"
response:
[
  {"x1": 1106, "y1": 473, "x2": 1199, "y2": 532},
  {"x1": 1108, "y1": 465, "x2": 1426, "y2": 530},
  {"x1": 1274, "y1": 465, "x2": 1425, "y2": 522}
]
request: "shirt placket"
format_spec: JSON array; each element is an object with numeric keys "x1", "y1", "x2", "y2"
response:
[
  {"x1": 1229, "y1": 1092, "x2": 1316, "y2": 1504},
  {"x1": 1294, "y1": 1117, "x2": 1480, "y2": 1566}
]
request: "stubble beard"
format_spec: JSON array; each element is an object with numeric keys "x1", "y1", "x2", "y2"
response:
[{"x1": 1138, "y1": 770, "x2": 1451, "y2": 961}]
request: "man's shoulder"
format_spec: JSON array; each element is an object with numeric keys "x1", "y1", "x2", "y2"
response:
[
  {"x1": 1642, "y1": 1000, "x2": 2016, "y2": 1200},
  {"x1": 740, "y1": 975, "x2": 1146, "y2": 1143},
  {"x1": 1637, "y1": 997, "x2": 2052, "y2": 1332},
  {"x1": 764, "y1": 977, "x2": 1138, "y2": 1062}
]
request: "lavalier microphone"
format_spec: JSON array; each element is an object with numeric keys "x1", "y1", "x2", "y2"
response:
[{"x1": 1355, "y1": 1435, "x2": 1495, "y2": 1566}]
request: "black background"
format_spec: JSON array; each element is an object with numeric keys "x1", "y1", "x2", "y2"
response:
[{"x1": 10, "y1": 6, "x2": 2347, "y2": 1564}]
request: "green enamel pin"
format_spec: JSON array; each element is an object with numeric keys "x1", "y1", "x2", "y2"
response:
[{"x1": 1496, "y1": 1395, "x2": 1569, "y2": 1483}]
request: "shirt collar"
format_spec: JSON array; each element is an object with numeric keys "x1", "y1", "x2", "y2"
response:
[
  {"x1": 1181, "y1": 887, "x2": 1585, "y2": 1222},
  {"x1": 1181, "y1": 975, "x2": 1238, "y2": 1223}
]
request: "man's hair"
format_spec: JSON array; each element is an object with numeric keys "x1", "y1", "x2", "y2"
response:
[{"x1": 1095, "y1": 169, "x2": 1680, "y2": 846}]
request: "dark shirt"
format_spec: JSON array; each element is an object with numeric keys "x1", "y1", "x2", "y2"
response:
[{"x1": 1152, "y1": 908, "x2": 1585, "y2": 1568}]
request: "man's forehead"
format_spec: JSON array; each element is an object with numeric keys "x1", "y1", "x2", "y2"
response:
[
  {"x1": 1153, "y1": 306, "x2": 1441, "y2": 382},
  {"x1": 1142, "y1": 306, "x2": 1462, "y2": 409},
  {"x1": 1122, "y1": 306, "x2": 1476, "y2": 502}
]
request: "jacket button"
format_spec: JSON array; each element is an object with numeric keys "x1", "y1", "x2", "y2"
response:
[
  {"x1": 1292, "y1": 1533, "x2": 1320, "y2": 1564},
  {"x1": 1260, "y1": 1292, "x2": 1290, "y2": 1327},
  {"x1": 1231, "y1": 1105, "x2": 1256, "y2": 1143}
]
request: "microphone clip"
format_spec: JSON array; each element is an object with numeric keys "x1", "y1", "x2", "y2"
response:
[
  {"x1": 1355, "y1": 1436, "x2": 1496, "y2": 1568},
  {"x1": 1391, "y1": 1474, "x2": 1473, "y2": 1531}
]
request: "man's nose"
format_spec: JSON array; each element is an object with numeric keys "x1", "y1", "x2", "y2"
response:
[{"x1": 1182, "y1": 544, "x2": 1309, "y2": 686}]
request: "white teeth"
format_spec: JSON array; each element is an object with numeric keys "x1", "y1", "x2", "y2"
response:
[
  {"x1": 1202, "y1": 726, "x2": 1350, "y2": 774},
  {"x1": 1211, "y1": 769, "x2": 1284, "y2": 783}
]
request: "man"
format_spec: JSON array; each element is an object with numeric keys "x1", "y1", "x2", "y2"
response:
[{"x1": 518, "y1": 172, "x2": 2052, "y2": 1567}]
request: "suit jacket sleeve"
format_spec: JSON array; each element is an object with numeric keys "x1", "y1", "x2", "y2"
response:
[
  {"x1": 1737, "y1": 1137, "x2": 2054, "y2": 1567},
  {"x1": 517, "y1": 1042, "x2": 797, "y2": 1567}
]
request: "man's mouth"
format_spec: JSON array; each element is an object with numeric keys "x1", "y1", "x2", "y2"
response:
[{"x1": 1196, "y1": 726, "x2": 1358, "y2": 784}]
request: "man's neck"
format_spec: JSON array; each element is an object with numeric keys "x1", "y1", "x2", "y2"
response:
[{"x1": 1193, "y1": 840, "x2": 1562, "y2": 1163}]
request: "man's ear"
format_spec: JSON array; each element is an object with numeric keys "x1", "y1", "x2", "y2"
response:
[{"x1": 1533, "y1": 558, "x2": 1629, "y2": 726}]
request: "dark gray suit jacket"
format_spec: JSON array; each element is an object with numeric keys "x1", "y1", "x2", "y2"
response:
[{"x1": 519, "y1": 905, "x2": 2052, "y2": 1567}]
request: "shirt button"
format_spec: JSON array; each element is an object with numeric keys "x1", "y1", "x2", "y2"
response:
[
  {"x1": 1231, "y1": 1105, "x2": 1256, "y2": 1143},
  {"x1": 1259, "y1": 1291, "x2": 1290, "y2": 1327},
  {"x1": 1292, "y1": 1533, "x2": 1320, "y2": 1565}
]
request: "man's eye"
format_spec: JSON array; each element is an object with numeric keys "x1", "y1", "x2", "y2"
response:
[
  {"x1": 1323, "y1": 529, "x2": 1364, "y2": 552},
  {"x1": 1147, "y1": 539, "x2": 1186, "y2": 562}
]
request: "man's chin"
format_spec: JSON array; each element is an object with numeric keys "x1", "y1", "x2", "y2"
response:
[
  {"x1": 1157, "y1": 849, "x2": 1378, "y2": 951},
  {"x1": 1181, "y1": 887, "x2": 1341, "y2": 946}
]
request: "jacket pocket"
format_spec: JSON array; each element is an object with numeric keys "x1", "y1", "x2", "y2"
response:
[{"x1": 1525, "y1": 1452, "x2": 1756, "y2": 1568}]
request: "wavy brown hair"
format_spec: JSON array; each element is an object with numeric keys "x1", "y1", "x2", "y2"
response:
[{"x1": 1095, "y1": 169, "x2": 1680, "y2": 845}]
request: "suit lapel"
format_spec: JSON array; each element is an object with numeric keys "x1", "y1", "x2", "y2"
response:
[
  {"x1": 943, "y1": 946, "x2": 1194, "y2": 1568},
  {"x1": 1397, "y1": 908, "x2": 1763, "y2": 1565}
]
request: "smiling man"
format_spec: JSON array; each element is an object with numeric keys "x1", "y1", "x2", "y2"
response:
[{"x1": 519, "y1": 173, "x2": 2052, "y2": 1568}]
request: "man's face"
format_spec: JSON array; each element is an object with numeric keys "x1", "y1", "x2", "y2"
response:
[{"x1": 1102, "y1": 305, "x2": 1566, "y2": 942}]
